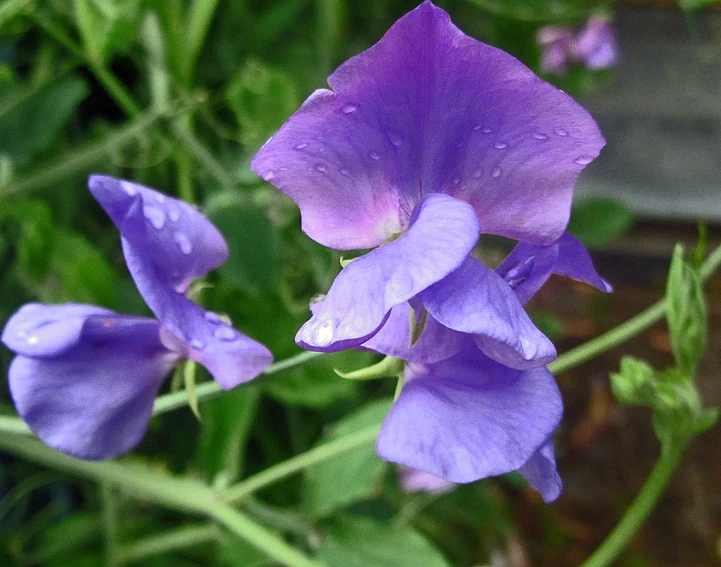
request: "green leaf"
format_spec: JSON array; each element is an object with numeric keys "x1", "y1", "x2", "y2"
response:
[
  {"x1": 206, "y1": 195, "x2": 280, "y2": 294},
  {"x1": 74, "y1": 0, "x2": 141, "y2": 64},
  {"x1": 198, "y1": 385, "x2": 261, "y2": 485},
  {"x1": 0, "y1": 77, "x2": 88, "y2": 165},
  {"x1": 568, "y1": 197, "x2": 635, "y2": 248},
  {"x1": 226, "y1": 59, "x2": 299, "y2": 148},
  {"x1": 317, "y1": 516, "x2": 451, "y2": 567},
  {"x1": 218, "y1": 534, "x2": 267, "y2": 566},
  {"x1": 27, "y1": 512, "x2": 102, "y2": 564},
  {"x1": 609, "y1": 356, "x2": 656, "y2": 406},
  {"x1": 265, "y1": 349, "x2": 371, "y2": 408},
  {"x1": 304, "y1": 399, "x2": 392, "y2": 517},
  {"x1": 666, "y1": 244, "x2": 707, "y2": 377},
  {"x1": 677, "y1": 0, "x2": 720, "y2": 10}
]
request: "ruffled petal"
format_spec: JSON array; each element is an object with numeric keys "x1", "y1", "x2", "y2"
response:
[
  {"x1": 253, "y1": 1, "x2": 604, "y2": 248},
  {"x1": 2, "y1": 303, "x2": 112, "y2": 358},
  {"x1": 8, "y1": 313, "x2": 179, "y2": 460},
  {"x1": 120, "y1": 196, "x2": 273, "y2": 390},
  {"x1": 88, "y1": 175, "x2": 228, "y2": 293},
  {"x1": 419, "y1": 257, "x2": 556, "y2": 369},
  {"x1": 360, "y1": 303, "x2": 472, "y2": 363},
  {"x1": 377, "y1": 348, "x2": 562, "y2": 484},
  {"x1": 517, "y1": 439, "x2": 562, "y2": 503},
  {"x1": 296, "y1": 193, "x2": 479, "y2": 351}
]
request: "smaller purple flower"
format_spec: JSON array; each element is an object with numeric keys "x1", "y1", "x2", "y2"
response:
[
  {"x1": 537, "y1": 14, "x2": 617, "y2": 75},
  {"x1": 1, "y1": 176, "x2": 273, "y2": 460},
  {"x1": 377, "y1": 347, "x2": 563, "y2": 502}
]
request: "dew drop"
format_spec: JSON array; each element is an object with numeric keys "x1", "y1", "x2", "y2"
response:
[
  {"x1": 204, "y1": 311, "x2": 221, "y2": 324},
  {"x1": 473, "y1": 124, "x2": 483, "y2": 131},
  {"x1": 472, "y1": 170, "x2": 482, "y2": 179},
  {"x1": 369, "y1": 152, "x2": 380, "y2": 161},
  {"x1": 532, "y1": 133, "x2": 549, "y2": 140},
  {"x1": 340, "y1": 168, "x2": 349, "y2": 175},
  {"x1": 342, "y1": 104, "x2": 358, "y2": 114},
  {"x1": 27, "y1": 336, "x2": 39, "y2": 345},
  {"x1": 313, "y1": 319, "x2": 336, "y2": 347},
  {"x1": 316, "y1": 164, "x2": 327, "y2": 172},
  {"x1": 554, "y1": 127, "x2": 568, "y2": 137},
  {"x1": 390, "y1": 135, "x2": 403, "y2": 147},
  {"x1": 155, "y1": 193, "x2": 166, "y2": 204},
  {"x1": 120, "y1": 181, "x2": 137, "y2": 196},
  {"x1": 481, "y1": 127, "x2": 492, "y2": 134},
  {"x1": 453, "y1": 177, "x2": 461, "y2": 185},
  {"x1": 492, "y1": 168, "x2": 502, "y2": 178},
  {"x1": 494, "y1": 142, "x2": 508, "y2": 150},
  {"x1": 174, "y1": 232, "x2": 193, "y2": 255},
  {"x1": 574, "y1": 155, "x2": 595, "y2": 165},
  {"x1": 168, "y1": 208, "x2": 180, "y2": 223},
  {"x1": 190, "y1": 338, "x2": 205, "y2": 350},
  {"x1": 262, "y1": 171, "x2": 274, "y2": 181},
  {"x1": 213, "y1": 326, "x2": 237, "y2": 341},
  {"x1": 295, "y1": 142, "x2": 308, "y2": 150},
  {"x1": 143, "y1": 206, "x2": 166, "y2": 230}
]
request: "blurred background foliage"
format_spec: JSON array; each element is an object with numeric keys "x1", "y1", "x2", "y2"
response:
[{"x1": 0, "y1": 0, "x2": 714, "y2": 565}]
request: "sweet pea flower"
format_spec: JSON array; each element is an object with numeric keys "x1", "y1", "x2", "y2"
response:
[
  {"x1": 1, "y1": 176, "x2": 273, "y2": 460},
  {"x1": 538, "y1": 14, "x2": 617, "y2": 75},
  {"x1": 252, "y1": 1, "x2": 605, "y2": 369}
]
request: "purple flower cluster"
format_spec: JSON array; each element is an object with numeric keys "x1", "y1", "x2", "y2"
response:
[
  {"x1": 537, "y1": 14, "x2": 618, "y2": 76},
  {"x1": 1, "y1": 177, "x2": 273, "y2": 460},
  {"x1": 253, "y1": 1, "x2": 609, "y2": 501}
]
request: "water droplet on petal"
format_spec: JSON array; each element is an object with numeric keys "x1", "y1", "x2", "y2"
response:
[
  {"x1": 174, "y1": 232, "x2": 193, "y2": 255},
  {"x1": 482, "y1": 127, "x2": 492, "y2": 134},
  {"x1": 369, "y1": 152, "x2": 380, "y2": 161},
  {"x1": 213, "y1": 326, "x2": 237, "y2": 341},
  {"x1": 340, "y1": 168, "x2": 349, "y2": 175},
  {"x1": 143, "y1": 206, "x2": 166, "y2": 230},
  {"x1": 190, "y1": 338, "x2": 205, "y2": 350},
  {"x1": 155, "y1": 193, "x2": 166, "y2": 204},
  {"x1": 453, "y1": 177, "x2": 460, "y2": 185},
  {"x1": 312, "y1": 319, "x2": 336, "y2": 347},
  {"x1": 492, "y1": 168, "x2": 501, "y2": 178},
  {"x1": 473, "y1": 124, "x2": 482, "y2": 131},
  {"x1": 472, "y1": 170, "x2": 482, "y2": 179},
  {"x1": 494, "y1": 142, "x2": 507, "y2": 149},
  {"x1": 532, "y1": 133, "x2": 549, "y2": 140},
  {"x1": 27, "y1": 336, "x2": 39, "y2": 344},
  {"x1": 342, "y1": 104, "x2": 358, "y2": 114},
  {"x1": 574, "y1": 155, "x2": 595, "y2": 165},
  {"x1": 121, "y1": 181, "x2": 137, "y2": 196},
  {"x1": 554, "y1": 127, "x2": 568, "y2": 136},
  {"x1": 295, "y1": 143, "x2": 308, "y2": 150},
  {"x1": 168, "y1": 209, "x2": 180, "y2": 223},
  {"x1": 390, "y1": 135, "x2": 403, "y2": 147},
  {"x1": 316, "y1": 164, "x2": 326, "y2": 172},
  {"x1": 204, "y1": 312, "x2": 221, "y2": 324},
  {"x1": 262, "y1": 171, "x2": 274, "y2": 181}
]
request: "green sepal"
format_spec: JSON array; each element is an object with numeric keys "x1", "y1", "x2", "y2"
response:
[
  {"x1": 183, "y1": 360, "x2": 202, "y2": 422},
  {"x1": 334, "y1": 356, "x2": 403, "y2": 381}
]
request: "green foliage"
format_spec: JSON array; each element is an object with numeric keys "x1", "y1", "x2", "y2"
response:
[
  {"x1": 74, "y1": 0, "x2": 142, "y2": 64},
  {"x1": 304, "y1": 399, "x2": 392, "y2": 517},
  {"x1": 317, "y1": 516, "x2": 451, "y2": 567},
  {"x1": 568, "y1": 197, "x2": 635, "y2": 248},
  {"x1": 677, "y1": 0, "x2": 721, "y2": 10}
]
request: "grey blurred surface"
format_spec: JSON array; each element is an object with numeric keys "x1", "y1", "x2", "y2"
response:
[{"x1": 576, "y1": 7, "x2": 721, "y2": 223}]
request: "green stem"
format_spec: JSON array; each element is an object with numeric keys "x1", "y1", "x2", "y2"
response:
[
  {"x1": 114, "y1": 524, "x2": 221, "y2": 565},
  {"x1": 152, "y1": 350, "x2": 323, "y2": 416},
  {"x1": 0, "y1": 434, "x2": 326, "y2": 567},
  {"x1": 183, "y1": 0, "x2": 222, "y2": 82},
  {"x1": 224, "y1": 425, "x2": 380, "y2": 504},
  {"x1": 579, "y1": 438, "x2": 688, "y2": 567},
  {"x1": 101, "y1": 484, "x2": 121, "y2": 565}
]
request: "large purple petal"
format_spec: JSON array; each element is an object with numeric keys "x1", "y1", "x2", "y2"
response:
[
  {"x1": 7, "y1": 312, "x2": 179, "y2": 460},
  {"x1": 253, "y1": 1, "x2": 604, "y2": 248},
  {"x1": 419, "y1": 257, "x2": 556, "y2": 369},
  {"x1": 2, "y1": 303, "x2": 112, "y2": 358},
  {"x1": 360, "y1": 303, "x2": 472, "y2": 363},
  {"x1": 377, "y1": 348, "x2": 562, "y2": 484},
  {"x1": 119, "y1": 197, "x2": 273, "y2": 389},
  {"x1": 296, "y1": 193, "x2": 479, "y2": 351},
  {"x1": 517, "y1": 439, "x2": 562, "y2": 503},
  {"x1": 88, "y1": 175, "x2": 228, "y2": 293}
]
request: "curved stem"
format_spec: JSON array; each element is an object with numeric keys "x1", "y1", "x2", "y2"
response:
[
  {"x1": 114, "y1": 524, "x2": 220, "y2": 565},
  {"x1": 0, "y1": 434, "x2": 326, "y2": 567},
  {"x1": 579, "y1": 438, "x2": 688, "y2": 567},
  {"x1": 224, "y1": 425, "x2": 381, "y2": 504}
]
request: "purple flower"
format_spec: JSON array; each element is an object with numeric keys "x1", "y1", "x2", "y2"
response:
[
  {"x1": 398, "y1": 466, "x2": 456, "y2": 495},
  {"x1": 538, "y1": 14, "x2": 617, "y2": 75},
  {"x1": 379, "y1": 347, "x2": 563, "y2": 502},
  {"x1": 252, "y1": 1, "x2": 605, "y2": 369},
  {"x1": 1, "y1": 176, "x2": 273, "y2": 460}
]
